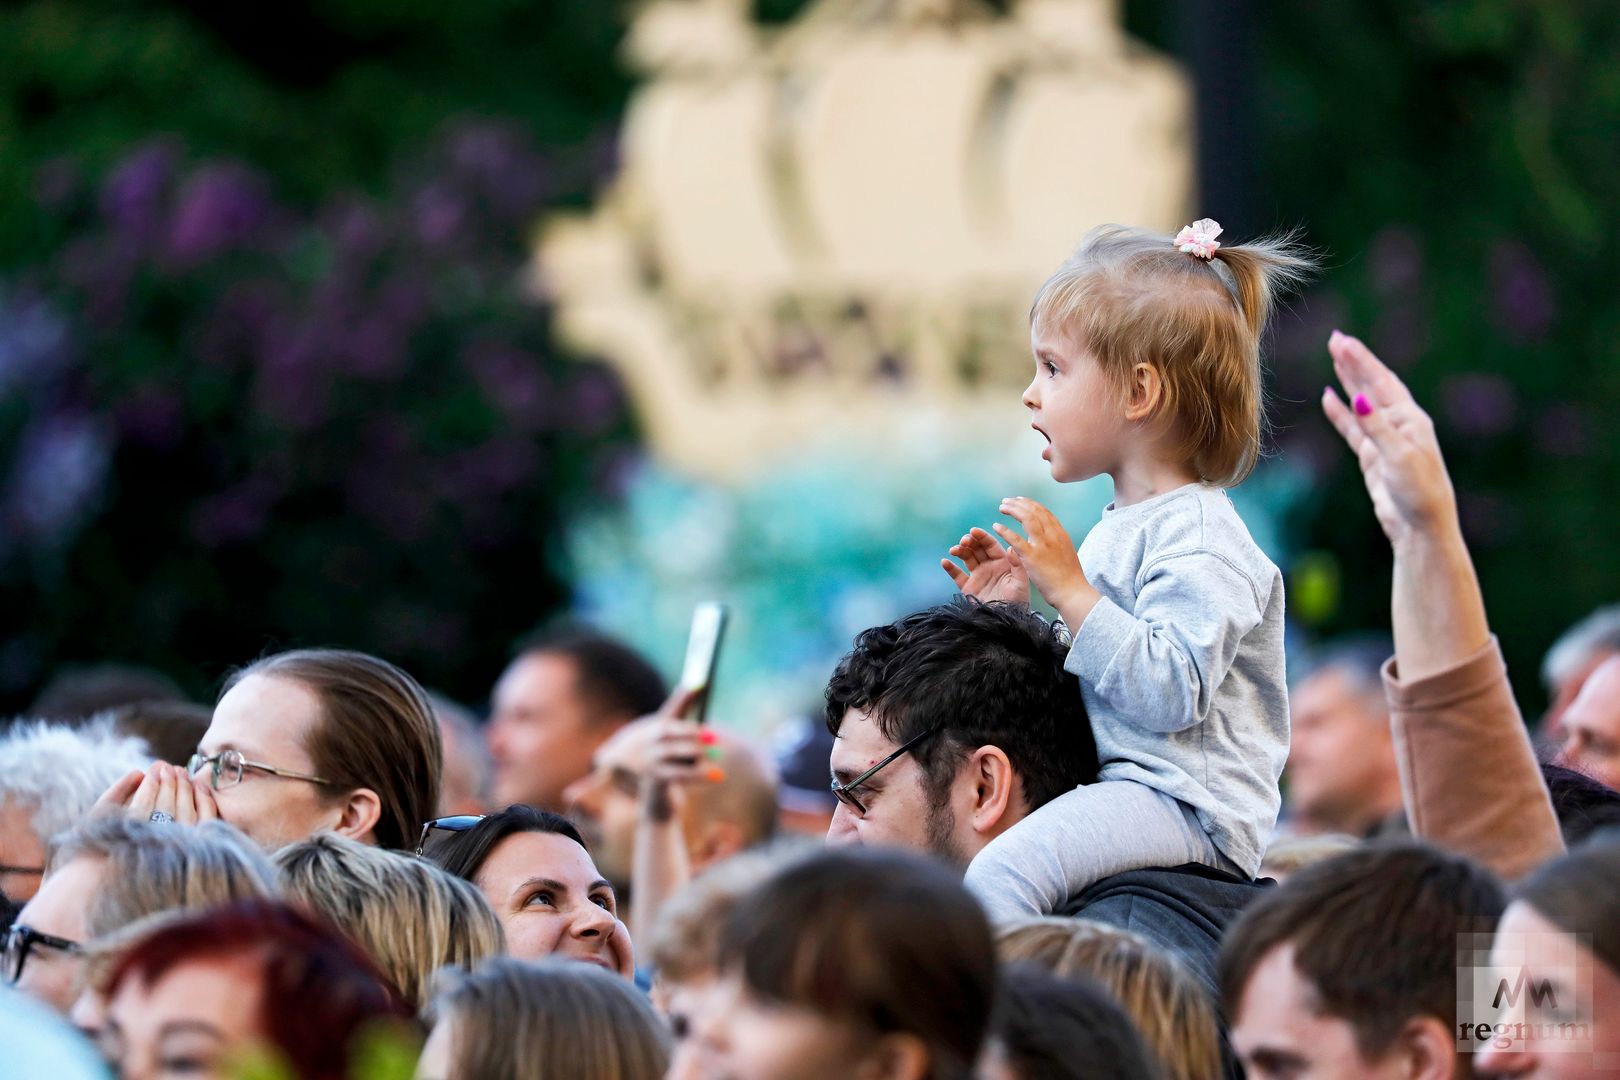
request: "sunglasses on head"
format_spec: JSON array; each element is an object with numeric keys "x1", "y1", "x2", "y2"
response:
[{"x1": 414, "y1": 814, "x2": 485, "y2": 858}]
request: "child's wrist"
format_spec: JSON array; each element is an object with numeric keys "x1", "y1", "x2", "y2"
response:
[{"x1": 1051, "y1": 582, "x2": 1101, "y2": 630}]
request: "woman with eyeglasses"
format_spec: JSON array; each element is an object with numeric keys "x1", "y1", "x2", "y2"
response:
[
  {"x1": 95, "y1": 648, "x2": 442, "y2": 853},
  {"x1": 687, "y1": 846, "x2": 996, "y2": 1080},
  {"x1": 420, "y1": 804, "x2": 635, "y2": 978}
]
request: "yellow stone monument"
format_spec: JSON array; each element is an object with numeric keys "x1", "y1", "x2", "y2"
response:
[{"x1": 539, "y1": 0, "x2": 1194, "y2": 480}]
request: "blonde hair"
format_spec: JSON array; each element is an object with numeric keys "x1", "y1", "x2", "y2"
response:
[
  {"x1": 1259, "y1": 832, "x2": 1360, "y2": 883},
  {"x1": 274, "y1": 832, "x2": 504, "y2": 1011},
  {"x1": 1030, "y1": 223, "x2": 1315, "y2": 486},
  {"x1": 998, "y1": 918, "x2": 1221, "y2": 1080},
  {"x1": 49, "y1": 817, "x2": 280, "y2": 939},
  {"x1": 428, "y1": 957, "x2": 670, "y2": 1080}
]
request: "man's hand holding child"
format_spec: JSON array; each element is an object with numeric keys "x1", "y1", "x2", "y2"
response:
[{"x1": 992, "y1": 497, "x2": 1101, "y2": 631}]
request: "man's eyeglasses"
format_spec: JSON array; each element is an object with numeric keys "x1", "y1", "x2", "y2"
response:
[
  {"x1": 830, "y1": 726, "x2": 941, "y2": 816},
  {"x1": 415, "y1": 814, "x2": 485, "y2": 858},
  {"x1": 3, "y1": 923, "x2": 82, "y2": 984},
  {"x1": 186, "y1": 749, "x2": 334, "y2": 791}
]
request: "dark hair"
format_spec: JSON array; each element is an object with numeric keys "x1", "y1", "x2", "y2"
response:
[
  {"x1": 717, "y1": 847, "x2": 995, "y2": 1080},
  {"x1": 992, "y1": 965, "x2": 1163, "y2": 1080},
  {"x1": 1541, "y1": 762, "x2": 1620, "y2": 847},
  {"x1": 425, "y1": 804, "x2": 588, "y2": 883},
  {"x1": 30, "y1": 662, "x2": 187, "y2": 722},
  {"x1": 107, "y1": 900, "x2": 411, "y2": 1080},
  {"x1": 514, "y1": 629, "x2": 667, "y2": 724},
  {"x1": 105, "y1": 699, "x2": 212, "y2": 766},
  {"x1": 1514, "y1": 829, "x2": 1620, "y2": 977},
  {"x1": 824, "y1": 600, "x2": 1097, "y2": 811},
  {"x1": 224, "y1": 648, "x2": 442, "y2": 851},
  {"x1": 1219, "y1": 841, "x2": 1504, "y2": 1065}
]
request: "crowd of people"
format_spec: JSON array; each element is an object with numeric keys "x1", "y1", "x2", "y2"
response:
[{"x1": 4, "y1": 221, "x2": 1620, "y2": 1079}]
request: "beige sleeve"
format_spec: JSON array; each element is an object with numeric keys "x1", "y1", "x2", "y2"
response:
[{"x1": 1383, "y1": 636, "x2": 1564, "y2": 880}]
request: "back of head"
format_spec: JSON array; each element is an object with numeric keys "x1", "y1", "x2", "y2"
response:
[
  {"x1": 50, "y1": 817, "x2": 280, "y2": 939},
  {"x1": 430, "y1": 693, "x2": 494, "y2": 816},
  {"x1": 825, "y1": 600, "x2": 1097, "y2": 811},
  {"x1": 226, "y1": 649, "x2": 442, "y2": 851},
  {"x1": 29, "y1": 663, "x2": 186, "y2": 722},
  {"x1": 1513, "y1": 829, "x2": 1620, "y2": 977},
  {"x1": 515, "y1": 629, "x2": 667, "y2": 725},
  {"x1": 1542, "y1": 603, "x2": 1620, "y2": 694},
  {"x1": 1220, "y1": 841, "x2": 1504, "y2": 1065},
  {"x1": 718, "y1": 846, "x2": 996, "y2": 1080},
  {"x1": 423, "y1": 804, "x2": 587, "y2": 883},
  {"x1": 1031, "y1": 222, "x2": 1315, "y2": 486},
  {"x1": 998, "y1": 918, "x2": 1219, "y2": 1080},
  {"x1": 274, "y1": 832, "x2": 504, "y2": 1010},
  {"x1": 101, "y1": 699, "x2": 212, "y2": 766},
  {"x1": 0, "y1": 719, "x2": 152, "y2": 848},
  {"x1": 992, "y1": 964, "x2": 1163, "y2": 1080},
  {"x1": 107, "y1": 899, "x2": 410, "y2": 1080},
  {"x1": 430, "y1": 956, "x2": 670, "y2": 1080},
  {"x1": 689, "y1": 731, "x2": 779, "y2": 852},
  {"x1": 1541, "y1": 762, "x2": 1620, "y2": 848},
  {"x1": 649, "y1": 845, "x2": 789, "y2": 985}
]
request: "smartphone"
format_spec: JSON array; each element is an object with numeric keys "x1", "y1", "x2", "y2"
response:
[{"x1": 677, "y1": 602, "x2": 728, "y2": 724}]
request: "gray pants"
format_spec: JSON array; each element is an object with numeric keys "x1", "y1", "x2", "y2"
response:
[{"x1": 963, "y1": 779, "x2": 1235, "y2": 926}]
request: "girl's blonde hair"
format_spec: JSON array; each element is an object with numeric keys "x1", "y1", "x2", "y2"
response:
[
  {"x1": 998, "y1": 917, "x2": 1222, "y2": 1080},
  {"x1": 274, "y1": 832, "x2": 504, "y2": 1011},
  {"x1": 1031, "y1": 223, "x2": 1315, "y2": 486}
]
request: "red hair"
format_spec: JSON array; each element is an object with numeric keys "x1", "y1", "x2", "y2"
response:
[{"x1": 107, "y1": 900, "x2": 412, "y2": 1080}]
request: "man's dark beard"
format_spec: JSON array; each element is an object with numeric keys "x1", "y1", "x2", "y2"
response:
[{"x1": 923, "y1": 771, "x2": 968, "y2": 867}]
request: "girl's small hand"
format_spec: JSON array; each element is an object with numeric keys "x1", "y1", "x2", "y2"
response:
[
  {"x1": 993, "y1": 498, "x2": 1100, "y2": 627},
  {"x1": 941, "y1": 527, "x2": 1029, "y2": 605}
]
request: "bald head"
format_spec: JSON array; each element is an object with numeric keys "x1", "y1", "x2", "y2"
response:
[
  {"x1": 1557, "y1": 655, "x2": 1620, "y2": 791},
  {"x1": 562, "y1": 717, "x2": 779, "y2": 889}
]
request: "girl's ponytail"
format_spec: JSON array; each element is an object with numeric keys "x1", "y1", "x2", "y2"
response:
[{"x1": 1210, "y1": 230, "x2": 1316, "y2": 339}]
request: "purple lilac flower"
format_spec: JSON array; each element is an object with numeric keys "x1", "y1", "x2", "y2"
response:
[
  {"x1": 1440, "y1": 373, "x2": 1519, "y2": 439},
  {"x1": 99, "y1": 142, "x2": 178, "y2": 242},
  {"x1": 1367, "y1": 227, "x2": 1424, "y2": 298},
  {"x1": 412, "y1": 185, "x2": 468, "y2": 248},
  {"x1": 1488, "y1": 242, "x2": 1556, "y2": 344},
  {"x1": 465, "y1": 341, "x2": 548, "y2": 426},
  {"x1": 0, "y1": 289, "x2": 74, "y2": 399},
  {"x1": 4, "y1": 412, "x2": 112, "y2": 545},
  {"x1": 167, "y1": 163, "x2": 274, "y2": 266},
  {"x1": 190, "y1": 474, "x2": 280, "y2": 548}
]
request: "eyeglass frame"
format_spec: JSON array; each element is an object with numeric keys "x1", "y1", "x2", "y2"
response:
[
  {"x1": 414, "y1": 814, "x2": 486, "y2": 858},
  {"x1": 3, "y1": 922, "x2": 83, "y2": 984},
  {"x1": 829, "y1": 725, "x2": 942, "y2": 816},
  {"x1": 187, "y1": 749, "x2": 335, "y2": 791}
]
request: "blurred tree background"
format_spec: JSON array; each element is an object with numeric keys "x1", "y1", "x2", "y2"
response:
[{"x1": 2, "y1": 0, "x2": 1617, "y2": 715}]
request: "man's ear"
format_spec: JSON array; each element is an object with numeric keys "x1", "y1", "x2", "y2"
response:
[
  {"x1": 966, "y1": 746, "x2": 1017, "y2": 837},
  {"x1": 1388, "y1": 1015, "x2": 1456, "y2": 1080},
  {"x1": 1124, "y1": 362, "x2": 1165, "y2": 423},
  {"x1": 855, "y1": 1032, "x2": 930, "y2": 1080},
  {"x1": 331, "y1": 788, "x2": 383, "y2": 844}
]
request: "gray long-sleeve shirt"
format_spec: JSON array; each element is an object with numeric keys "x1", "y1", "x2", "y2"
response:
[{"x1": 1065, "y1": 483, "x2": 1288, "y2": 876}]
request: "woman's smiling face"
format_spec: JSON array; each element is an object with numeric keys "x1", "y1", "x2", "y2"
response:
[{"x1": 471, "y1": 830, "x2": 631, "y2": 975}]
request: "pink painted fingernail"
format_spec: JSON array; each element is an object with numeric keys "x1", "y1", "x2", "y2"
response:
[{"x1": 1353, "y1": 393, "x2": 1372, "y2": 417}]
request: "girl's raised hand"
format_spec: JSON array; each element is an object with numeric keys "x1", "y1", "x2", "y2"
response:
[
  {"x1": 942, "y1": 526, "x2": 1030, "y2": 605},
  {"x1": 1321, "y1": 330, "x2": 1459, "y2": 546},
  {"x1": 993, "y1": 498, "x2": 1100, "y2": 626}
]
